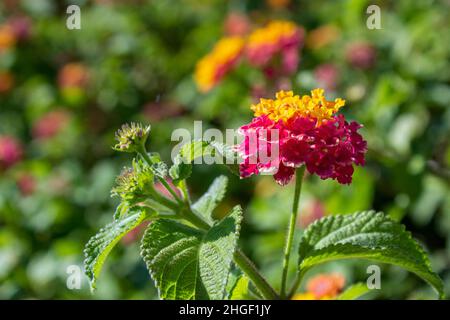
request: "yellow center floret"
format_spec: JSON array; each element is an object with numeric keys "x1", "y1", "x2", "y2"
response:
[{"x1": 251, "y1": 89, "x2": 345, "y2": 125}]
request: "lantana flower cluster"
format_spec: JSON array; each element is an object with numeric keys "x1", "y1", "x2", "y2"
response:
[
  {"x1": 238, "y1": 89, "x2": 367, "y2": 185},
  {"x1": 194, "y1": 20, "x2": 304, "y2": 92}
]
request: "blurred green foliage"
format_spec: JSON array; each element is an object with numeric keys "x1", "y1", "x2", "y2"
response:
[{"x1": 0, "y1": 0, "x2": 449, "y2": 299}]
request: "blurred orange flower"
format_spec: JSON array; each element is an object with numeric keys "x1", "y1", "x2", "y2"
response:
[
  {"x1": 292, "y1": 273, "x2": 345, "y2": 300},
  {"x1": 0, "y1": 24, "x2": 16, "y2": 52},
  {"x1": 0, "y1": 71, "x2": 14, "y2": 93},
  {"x1": 306, "y1": 25, "x2": 340, "y2": 50},
  {"x1": 58, "y1": 63, "x2": 90, "y2": 89},
  {"x1": 266, "y1": 0, "x2": 291, "y2": 9}
]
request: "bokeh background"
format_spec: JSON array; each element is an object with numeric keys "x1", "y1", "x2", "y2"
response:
[{"x1": 0, "y1": 0, "x2": 449, "y2": 299}]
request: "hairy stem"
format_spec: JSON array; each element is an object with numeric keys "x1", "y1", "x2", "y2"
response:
[
  {"x1": 280, "y1": 166, "x2": 305, "y2": 299},
  {"x1": 137, "y1": 148, "x2": 184, "y2": 204},
  {"x1": 234, "y1": 249, "x2": 279, "y2": 300},
  {"x1": 288, "y1": 269, "x2": 307, "y2": 298}
]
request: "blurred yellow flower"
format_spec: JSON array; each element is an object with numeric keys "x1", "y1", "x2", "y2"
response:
[
  {"x1": 247, "y1": 20, "x2": 298, "y2": 49},
  {"x1": 194, "y1": 36, "x2": 244, "y2": 92}
]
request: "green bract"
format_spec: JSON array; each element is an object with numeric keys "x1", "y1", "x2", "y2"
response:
[{"x1": 111, "y1": 159, "x2": 156, "y2": 204}]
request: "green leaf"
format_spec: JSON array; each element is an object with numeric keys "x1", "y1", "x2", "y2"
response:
[
  {"x1": 169, "y1": 154, "x2": 192, "y2": 185},
  {"x1": 228, "y1": 274, "x2": 251, "y2": 300},
  {"x1": 337, "y1": 283, "x2": 370, "y2": 300},
  {"x1": 140, "y1": 206, "x2": 242, "y2": 300},
  {"x1": 192, "y1": 175, "x2": 228, "y2": 222},
  {"x1": 84, "y1": 208, "x2": 148, "y2": 291},
  {"x1": 178, "y1": 140, "x2": 240, "y2": 176},
  {"x1": 298, "y1": 210, "x2": 444, "y2": 299}
]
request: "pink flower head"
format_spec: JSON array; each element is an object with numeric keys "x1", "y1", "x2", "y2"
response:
[
  {"x1": 237, "y1": 90, "x2": 367, "y2": 185},
  {"x1": 0, "y1": 135, "x2": 23, "y2": 169}
]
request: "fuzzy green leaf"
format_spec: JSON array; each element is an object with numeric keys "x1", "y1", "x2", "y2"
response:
[
  {"x1": 298, "y1": 210, "x2": 444, "y2": 299},
  {"x1": 84, "y1": 208, "x2": 148, "y2": 291},
  {"x1": 140, "y1": 206, "x2": 242, "y2": 300},
  {"x1": 178, "y1": 140, "x2": 240, "y2": 176},
  {"x1": 192, "y1": 175, "x2": 228, "y2": 222}
]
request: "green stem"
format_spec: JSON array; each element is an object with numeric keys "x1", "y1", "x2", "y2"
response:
[
  {"x1": 137, "y1": 148, "x2": 184, "y2": 204},
  {"x1": 179, "y1": 180, "x2": 191, "y2": 205},
  {"x1": 234, "y1": 249, "x2": 279, "y2": 300},
  {"x1": 280, "y1": 166, "x2": 305, "y2": 299},
  {"x1": 151, "y1": 192, "x2": 179, "y2": 211},
  {"x1": 288, "y1": 269, "x2": 306, "y2": 298}
]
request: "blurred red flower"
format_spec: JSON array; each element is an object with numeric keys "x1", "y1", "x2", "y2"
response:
[{"x1": 32, "y1": 110, "x2": 71, "y2": 140}]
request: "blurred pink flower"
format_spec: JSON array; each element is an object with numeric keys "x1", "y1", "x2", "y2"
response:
[
  {"x1": 0, "y1": 135, "x2": 23, "y2": 169},
  {"x1": 224, "y1": 12, "x2": 250, "y2": 36},
  {"x1": 7, "y1": 16, "x2": 32, "y2": 41},
  {"x1": 17, "y1": 173, "x2": 36, "y2": 196},
  {"x1": 314, "y1": 63, "x2": 339, "y2": 91},
  {"x1": 346, "y1": 42, "x2": 377, "y2": 69},
  {"x1": 32, "y1": 110, "x2": 71, "y2": 140}
]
